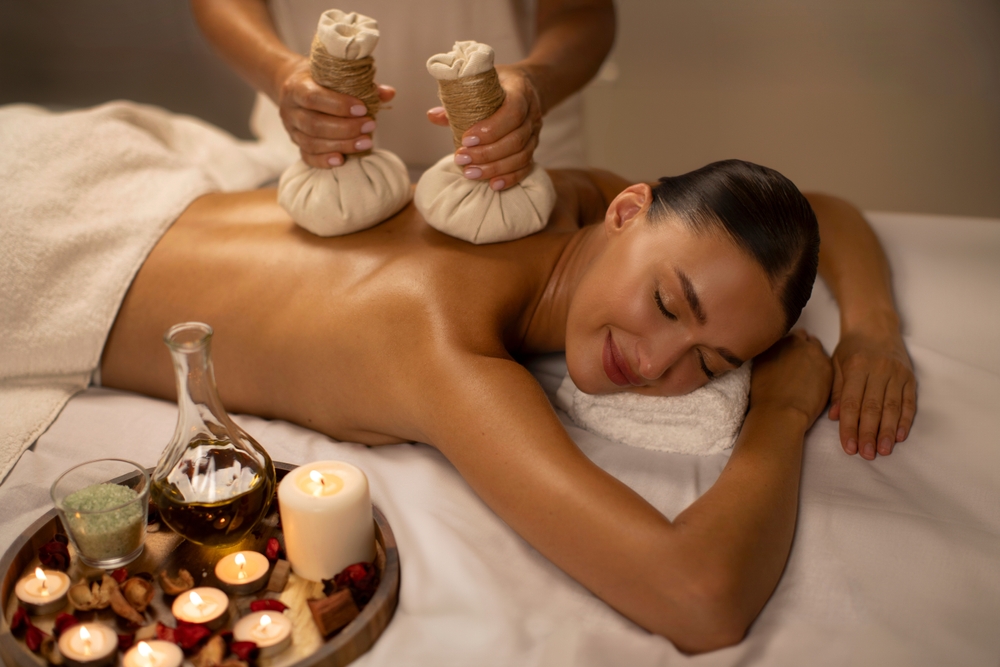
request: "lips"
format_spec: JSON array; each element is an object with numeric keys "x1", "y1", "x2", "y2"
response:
[{"x1": 602, "y1": 331, "x2": 642, "y2": 387}]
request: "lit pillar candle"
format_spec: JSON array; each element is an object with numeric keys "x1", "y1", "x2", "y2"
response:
[
  {"x1": 15, "y1": 567, "x2": 70, "y2": 615},
  {"x1": 277, "y1": 461, "x2": 375, "y2": 581},
  {"x1": 122, "y1": 640, "x2": 183, "y2": 667},
  {"x1": 214, "y1": 551, "x2": 270, "y2": 594},
  {"x1": 58, "y1": 623, "x2": 117, "y2": 667},
  {"x1": 233, "y1": 611, "x2": 292, "y2": 657},
  {"x1": 170, "y1": 587, "x2": 229, "y2": 629}
]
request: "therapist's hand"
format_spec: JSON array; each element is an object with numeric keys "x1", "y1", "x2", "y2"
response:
[
  {"x1": 427, "y1": 64, "x2": 543, "y2": 191},
  {"x1": 828, "y1": 323, "x2": 916, "y2": 460},
  {"x1": 275, "y1": 56, "x2": 395, "y2": 168}
]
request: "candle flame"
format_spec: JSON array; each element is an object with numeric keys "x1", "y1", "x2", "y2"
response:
[
  {"x1": 137, "y1": 642, "x2": 152, "y2": 658},
  {"x1": 189, "y1": 590, "x2": 204, "y2": 608},
  {"x1": 80, "y1": 625, "x2": 92, "y2": 656},
  {"x1": 236, "y1": 552, "x2": 247, "y2": 579},
  {"x1": 260, "y1": 614, "x2": 272, "y2": 628},
  {"x1": 34, "y1": 567, "x2": 49, "y2": 594},
  {"x1": 309, "y1": 469, "x2": 326, "y2": 496},
  {"x1": 34, "y1": 567, "x2": 45, "y2": 581}
]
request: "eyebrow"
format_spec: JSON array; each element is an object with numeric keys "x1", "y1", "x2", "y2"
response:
[{"x1": 675, "y1": 268, "x2": 745, "y2": 368}]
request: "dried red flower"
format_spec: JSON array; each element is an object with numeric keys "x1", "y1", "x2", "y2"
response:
[
  {"x1": 230, "y1": 641, "x2": 259, "y2": 662},
  {"x1": 156, "y1": 621, "x2": 177, "y2": 643},
  {"x1": 10, "y1": 607, "x2": 31, "y2": 636},
  {"x1": 248, "y1": 599, "x2": 287, "y2": 614},
  {"x1": 111, "y1": 568, "x2": 129, "y2": 584},
  {"x1": 118, "y1": 634, "x2": 135, "y2": 651},
  {"x1": 174, "y1": 621, "x2": 212, "y2": 651},
  {"x1": 265, "y1": 538, "x2": 282, "y2": 561},
  {"x1": 53, "y1": 613, "x2": 79, "y2": 637},
  {"x1": 25, "y1": 626, "x2": 48, "y2": 653},
  {"x1": 332, "y1": 562, "x2": 379, "y2": 606},
  {"x1": 38, "y1": 539, "x2": 70, "y2": 571}
]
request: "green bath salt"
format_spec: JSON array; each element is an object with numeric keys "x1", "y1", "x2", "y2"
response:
[{"x1": 62, "y1": 483, "x2": 145, "y2": 561}]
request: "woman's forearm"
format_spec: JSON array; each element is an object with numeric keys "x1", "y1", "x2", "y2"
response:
[
  {"x1": 520, "y1": 0, "x2": 616, "y2": 114},
  {"x1": 190, "y1": 0, "x2": 298, "y2": 103}
]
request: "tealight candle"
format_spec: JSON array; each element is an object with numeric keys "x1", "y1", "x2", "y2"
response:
[
  {"x1": 233, "y1": 611, "x2": 292, "y2": 657},
  {"x1": 277, "y1": 461, "x2": 375, "y2": 581},
  {"x1": 170, "y1": 587, "x2": 229, "y2": 629},
  {"x1": 122, "y1": 640, "x2": 183, "y2": 667},
  {"x1": 214, "y1": 550, "x2": 270, "y2": 594},
  {"x1": 15, "y1": 567, "x2": 70, "y2": 615},
  {"x1": 58, "y1": 623, "x2": 117, "y2": 667}
]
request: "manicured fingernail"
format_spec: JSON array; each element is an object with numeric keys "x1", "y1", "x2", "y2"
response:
[
  {"x1": 847, "y1": 437, "x2": 858, "y2": 454},
  {"x1": 863, "y1": 442, "x2": 875, "y2": 459},
  {"x1": 350, "y1": 105, "x2": 367, "y2": 117},
  {"x1": 491, "y1": 179, "x2": 505, "y2": 191},
  {"x1": 463, "y1": 167, "x2": 482, "y2": 179},
  {"x1": 878, "y1": 437, "x2": 892, "y2": 456},
  {"x1": 354, "y1": 137, "x2": 373, "y2": 151},
  {"x1": 328, "y1": 155, "x2": 343, "y2": 167},
  {"x1": 361, "y1": 120, "x2": 376, "y2": 133},
  {"x1": 454, "y1": 153, "x2": 472, "y2": 166},
  {"x1": 896, "y1": 427, "x2": 906, "y2": 441},
  {"x1": 462, "y1": 136, "x2": 480, "y2": 147},
  {"x1": 428, "y1": 106, "x2": 445, "y2": 115}
]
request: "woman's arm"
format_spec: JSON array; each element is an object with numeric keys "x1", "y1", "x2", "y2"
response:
[
  {"x1": 426, "y1": 332, "x2": 830, "y2": 652},
  {"x1": 446, "y1": 0, "x2": 616, "y2": 190},
  {"x1": 190, "y1": 0, "x2": 391, "y2": 168},
  {"x1": 806, "y1": 193, "x2": 917, "y2": 460}
]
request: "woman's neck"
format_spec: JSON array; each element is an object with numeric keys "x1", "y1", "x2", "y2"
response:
[{"x1": 519, "y1": 224, "x2": 605, "y2": 353}]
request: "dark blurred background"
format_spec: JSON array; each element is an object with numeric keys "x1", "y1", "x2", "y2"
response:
[{"x1": 2, "y1": 0, "x2": 999, "y2": 218}]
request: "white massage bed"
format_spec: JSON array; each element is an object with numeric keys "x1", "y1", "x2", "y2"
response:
[{"x1": 1, "y1": 106, "x2": 998, "y2": 666}]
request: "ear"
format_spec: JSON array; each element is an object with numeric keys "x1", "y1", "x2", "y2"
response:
[{"x1": 604, "y1": 183, "x2": 653, "y2": 236}]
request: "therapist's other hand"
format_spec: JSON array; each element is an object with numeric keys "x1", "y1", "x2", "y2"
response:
[
  {"x1": 428, "y1": 64, "x2": 543, "y2": 191},
  {"x1": 828, "y1": 323, "x2": 916, "y2": 460},
  {"x1": 276, "y1": 56, "x2": 395, "y2": 169}
]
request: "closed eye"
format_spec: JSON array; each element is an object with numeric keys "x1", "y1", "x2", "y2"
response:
[
  {"x1": 654, "y1": 290, "x2": 677, "y2": 321},
  {"x1": 698, "y1": 350, "x2": 717, "y2": 380}
]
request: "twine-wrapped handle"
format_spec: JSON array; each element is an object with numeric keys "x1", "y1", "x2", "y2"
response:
[{"x1": 427, "y1": 41, "x2": 506, "y2": 150}]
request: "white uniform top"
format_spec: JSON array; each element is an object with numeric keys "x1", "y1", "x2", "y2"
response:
[{"x1": 252, "y1": 0, "x2": 586, "y2": 174}]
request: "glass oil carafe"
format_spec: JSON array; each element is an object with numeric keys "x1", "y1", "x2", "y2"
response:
[{"x1": 150, "y1": 322, "x2": 276, "y2": 547}]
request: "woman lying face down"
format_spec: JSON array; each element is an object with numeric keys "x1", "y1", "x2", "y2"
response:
[{"x1": 101, "y1": 158, "x2": 912, "y2": 653}]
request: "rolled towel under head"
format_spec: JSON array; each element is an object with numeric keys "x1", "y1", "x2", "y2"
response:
[
  {"x1": 414, "y1": 40, "x2": 556, "y2": 245},
  {"x1": 555, "y1": 363, "x2": 752, "y2": 456},
  {"x1": 278, "y1": 9, "x2": 411, "y2": 237}
]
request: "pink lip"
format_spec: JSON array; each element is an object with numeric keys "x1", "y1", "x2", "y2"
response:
[{"x1": 603, "y1": 331, "x2": 643, "y2": 387}]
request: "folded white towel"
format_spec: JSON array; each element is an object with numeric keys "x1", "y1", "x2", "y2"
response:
[{"x1": 554, "y1": 363, "x2": 751, "y2": 456}]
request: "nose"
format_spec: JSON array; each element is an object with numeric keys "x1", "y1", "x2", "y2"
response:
[{"x1": 638, "y1": 334, "x2": 689, "y2": 381}]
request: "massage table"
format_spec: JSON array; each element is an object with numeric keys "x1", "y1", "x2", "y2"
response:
[{"x1": 1, "y1": 105, "x2": 998, "y2": 666}]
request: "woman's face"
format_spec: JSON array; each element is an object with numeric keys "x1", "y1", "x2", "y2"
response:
[{"x1": 566, "y1": 186, "x2": 787, "y2": 397}]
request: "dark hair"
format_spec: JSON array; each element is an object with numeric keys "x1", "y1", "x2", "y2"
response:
[{"x1": 647, "y1": 159, "x2": 820, "y2": 332}]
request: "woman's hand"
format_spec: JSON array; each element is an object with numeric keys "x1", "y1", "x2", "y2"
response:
[
  {"x1": 828, "y1": 323, "x2": 916, "y2": 460},
  {"x1": 274, "y1": 56, "x2": 395, "y2": 168},
  {"x1": 750, "y1": 330, "x2": 833, "y2": 429},
  {"x1": 428, "y1": 64, "x2": 544, "y2": 192}
]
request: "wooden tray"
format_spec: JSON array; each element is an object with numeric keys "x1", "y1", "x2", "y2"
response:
[{"x1": 0, "y1": 462, "x2": 399, "y2": 667}]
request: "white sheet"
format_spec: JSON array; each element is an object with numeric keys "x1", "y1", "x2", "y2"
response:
[{"x1": 1, "y1": 210, "x2": 998, "y2": 666}]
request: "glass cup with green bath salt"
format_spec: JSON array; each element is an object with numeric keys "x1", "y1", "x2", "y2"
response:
[{"x1": 50, "y1": 459, "x2": 150, "y2": 569}]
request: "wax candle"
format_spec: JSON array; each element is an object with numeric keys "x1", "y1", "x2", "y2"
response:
[
  {"x1": 15, "y1": 567, "x2": 70, "y2": 615},
  {"x1": 277, "y1": 461, "x2": 375, "y2": 581},
  {"x1": 215, "y1": 550, "x2": 270, "y2": 594},
  {"x1": 58, "y1": 623, "x2": 117, "y2": 667},
  {"x1": 170, "y1": 587, "x2": 229, "y2": 629},
  {"x1": 122, "y1": 640, "x2": 183, "y2": 667},
  {"x1": 233, "y1": 611, "x2": 292, "y2": 657}
]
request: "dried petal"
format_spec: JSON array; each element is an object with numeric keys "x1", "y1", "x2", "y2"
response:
[
  {"x1": 156, "y1": 621, "x2": 177, "y2": 643},
  {"x1": 25, "y1": 626, "x2": 48, "y2": 653},
  {"x1": 122, "y1": 577, "x2": 155, "y2": 612},
  {"x1": 191, "y1": 635, "x2": 226, "y2": 667},
  {"x1": 118, "y1": 634, "x2": 135, "y2": 652},
  {"x1": 110, "y1": 580, "x2": 145, "y2": 625},
  {"x1": 248, "y1": 599, "x2": 287, "y2": 614},
  {"x1": 265, "y1": 538, "x2": 281, "y2": 561},
  {"x1": 40, "y1": 634, "x2": 62, "y2": 665},
  {"x1": 135, "y1": 624, "x2": 158, "y2": 641},
  {"x1": 175, "y1": 622, "x2": 212, "y2": 651},
  {"x1": 53, "y1": 613, "x2": 78, "y2": 637},
  {"x1": 218, "y1": 662, "x2": 248, "y2": 667},
  {"x1": 38, "y1": 539, "x2": 70, "y2": 571},
  {"x1": 11, "y1": 607, "x2": 31, "y2": 636},
  {"x1": 111, "y1": 568, "x2": 129, "y2": 584},
  {"x1": 159, "y1": 568, "x2": 195, "y2": 596},
  {"x1": 332, "y1": 562, "x2": 379, "y2": 606},
  {"x1": 230, "y1": 641, "x2": 258, "y2": 662}
]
